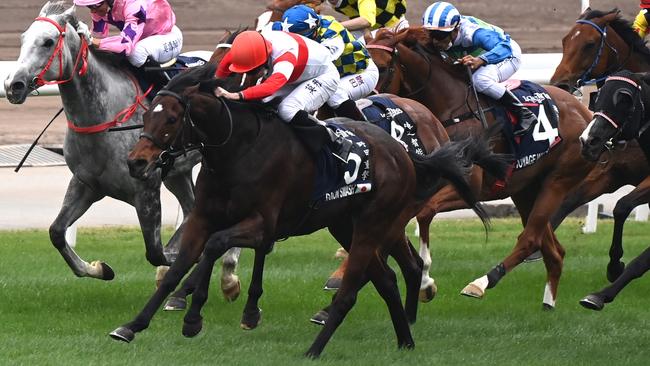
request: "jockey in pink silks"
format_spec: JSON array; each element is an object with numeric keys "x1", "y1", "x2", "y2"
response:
[{"x1": 74, "y1": 0, "x2": 183, "y2": 67}]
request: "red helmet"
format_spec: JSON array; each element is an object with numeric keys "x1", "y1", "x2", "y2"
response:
[{"x1": 229, "y1": 31, "x2": 272, "y2": 73}]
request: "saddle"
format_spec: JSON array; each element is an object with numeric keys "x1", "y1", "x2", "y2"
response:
[{"x1": 133, "y1": 51, "x2": 212, "y2": 101}]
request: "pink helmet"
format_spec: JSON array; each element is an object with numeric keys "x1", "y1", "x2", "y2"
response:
[{"x1": 73, "y1": 0, "x2": 105, "y2": 6}]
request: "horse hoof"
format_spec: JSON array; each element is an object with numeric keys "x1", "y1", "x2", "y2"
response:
[
  {"x1": 323, "y1": 277, "x2": 342, "y2": 291},
  {"x1": 163, "y1": 296, "x2": 187, "y2": 311},
  {"x1": 109, "y1": 327, "x2": 134, "y2": 343},
  {"x1": 419, "y1": 283, "x2": 437, "y2": 303},
  {"x1": 606, "y1": 261, "x2": 625, "y2": 283},
  {"x1": 398, "y1": 341, "x2": 415, "y2": 349},
  {"x1": 579, "y1": 294, "x2": 605, "y2": 311},
  {"x1": 100, "y1": 262, "x2": 115, "y2": 281},
  {"x1": 222, "y1": 279, "x2": 241, "y2": 302},
  {"x1": 460, "y1": 283, "x2": 484, "y2": 299},
  {"x1": 542, "y1": 303, "x2": 555, "y2": 311},
  {"x1": 523, "y1": 250, "x2": 543, "y2": 263},
  {"x1": 309, "y1": 310, "x2": 328, "y2": 326},
  {"x1": 182, "y1": 319, "x2": 203, "y2": 338},
  {"x1": 240, "y1": 308, "x2": 262, "y2": 330}
]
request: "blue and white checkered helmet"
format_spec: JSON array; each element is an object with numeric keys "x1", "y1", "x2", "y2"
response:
[{"x1": 422, "y1": 2, "x2": 461, "y2": 31}]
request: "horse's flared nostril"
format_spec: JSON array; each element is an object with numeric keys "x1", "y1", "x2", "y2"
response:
[
  {"x1": 579, "y1": 136, "x2": 586, "y2": 147},
  {"x1": 10, "y1": 81, "x2": 26, "y2": 93}
]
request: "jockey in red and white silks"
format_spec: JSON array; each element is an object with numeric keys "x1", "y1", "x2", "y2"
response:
[
  {"x1": 74, "y1": 0, "x2": 182, "y2": 67},
  {"x1": 215, "y1": 30, "x2": 340, "y2": 122},
  {"x1": 215, "y1": 30, "x2": 353, "y2": 159}
]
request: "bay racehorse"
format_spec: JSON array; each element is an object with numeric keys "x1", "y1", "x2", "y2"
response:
[
  {"x1": 550, "y1": 7, "x2": 650, "y2": 282},
  {"x1": 365, "y1": 27, "x2": 595, "y2": 309},
  {"x1": 4, "y1": 2, "x2": 200, "y2": 285},
  {"x1": 109, "y1": 63, "x2": 508, "y2": 357},
  {"x1": 579, "y1": 70, "x2": 650, "y2": 310}
]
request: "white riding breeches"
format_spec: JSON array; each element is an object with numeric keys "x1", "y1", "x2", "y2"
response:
[
  {"x1": 327, "y1": 60, "x2": 379, "y2": 107},
  {"x1": 127, "y1": 26, "x2": 183, "y2": 67},
  {"x1": 472, "y1": 39, "x2": 522, "y2": 99},
  {"x1": 272, "y1": 66, "x2": 341, "y2": 122}
]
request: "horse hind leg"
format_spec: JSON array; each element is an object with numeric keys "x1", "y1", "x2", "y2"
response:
[
  {"x1": 389, "y1": 235, "x2": 424, "y2": 324},
  {"x1": 49, "y1": 176, "x2": 113, "y2": 280},
  {"x1": 415, "y1": 213, "x2": 437, "y2": 303},
  {"x1": 540, "y1": 226, "x2": 565, "y2": 310},
  {"x1": 221, "y1": 247, "x2": 242, "y2": 302}
]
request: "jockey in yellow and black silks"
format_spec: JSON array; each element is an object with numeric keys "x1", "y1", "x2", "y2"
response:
[{"x1": 325, "y1": 0, "x2": 408, "y2": 39}]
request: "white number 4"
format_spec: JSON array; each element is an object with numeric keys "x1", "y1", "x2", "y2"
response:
[{"x1": 532, "y1": 104, "x2": 559, "y2": 145}]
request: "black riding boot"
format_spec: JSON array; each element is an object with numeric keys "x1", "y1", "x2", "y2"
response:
[
  {"x1": 290, "y1": 110, "x2": 353, "y2": 162},
  {"x1": 334, "y1": 99, "x2": 366, "y2": 121},
  {"x1": 499, "y1": 89, "x2": 538, "y2": 136}
]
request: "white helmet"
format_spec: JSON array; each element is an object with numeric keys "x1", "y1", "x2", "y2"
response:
[{"x1": 422, "y1": 2, "x2": 461, "y2": 31}]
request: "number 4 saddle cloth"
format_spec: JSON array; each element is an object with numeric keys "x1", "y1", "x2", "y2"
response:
[{"x1": 499, "y1": 80, "x2": 563, "y2": 171}]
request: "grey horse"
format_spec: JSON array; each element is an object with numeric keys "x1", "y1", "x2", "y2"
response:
[{"x1": 4, "y1": 2, "x2": 241, "y2": 299}]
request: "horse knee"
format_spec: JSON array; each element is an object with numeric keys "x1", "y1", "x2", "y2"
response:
[
  {"x1": 48, "y1": 224, "x2": 67, "y2": 249},
  {"x1": 613, "y1": 200, "x2": 635, "y2": 220}
]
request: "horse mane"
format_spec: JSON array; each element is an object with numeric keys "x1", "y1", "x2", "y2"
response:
[
  {"x1": 581, "y1": 8, "x2": 650, "y2": 59},
  {"x1": 164, "y1": 62, "x2": 219, "y2": 93}
]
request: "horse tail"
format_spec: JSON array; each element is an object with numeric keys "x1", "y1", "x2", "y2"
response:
[{"x1": 411, "y1": 124, "x2": 510, "y2": 229}]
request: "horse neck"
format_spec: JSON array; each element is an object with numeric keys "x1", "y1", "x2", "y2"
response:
[
  {"x1": 189, "y1": 96, "x2": 264, "y2": 164},
  {"x1": 606, "y1": 28, "x2": 650, "y2": 73},
  {"x1": 397, "y1": 44, "x2": 481, "y2": 124},
  {"x1": 57, "y1": 36, "x2": 140, "y2": 128}
]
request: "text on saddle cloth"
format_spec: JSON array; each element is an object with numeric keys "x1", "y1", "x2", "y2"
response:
[
  {"x1": 501, "y1": 80, "x2": 562, "y2": 171},
  {"x1": 311, "y1": 122, "x2": 372, "y2": 203},
  {"x1": 360, "y1": 95, "x2": 427, "y2": 157}
]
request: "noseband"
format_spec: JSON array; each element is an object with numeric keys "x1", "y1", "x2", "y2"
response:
[{"x1": 32, "y1": 16, "x2": 89, "y2": 89}]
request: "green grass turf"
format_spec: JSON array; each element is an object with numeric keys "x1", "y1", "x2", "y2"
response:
[{"x1": 0, "y1": 218, "x2": 648, "y2": 365}]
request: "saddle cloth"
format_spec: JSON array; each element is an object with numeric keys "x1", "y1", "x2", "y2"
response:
[
  {"x1": 498, "y1": 80, "x2": 562, "y2": 171},
  {"x1": 359, "y1": 95, "x2": 427, "y2": 157},
  {"x1": 311, "y1": 121, "x2": 372, "y2": 202},
  {"x1": 136, "y1": 51, "x2": 212, "y2": 98}
]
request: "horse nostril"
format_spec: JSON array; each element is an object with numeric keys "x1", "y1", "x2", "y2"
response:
[
  {"x1": 11, "y1": 81, "x2": 26, "y2": 92},
  {"x1": 127, "y1": 158, "x2": 147, "y2": 175}
]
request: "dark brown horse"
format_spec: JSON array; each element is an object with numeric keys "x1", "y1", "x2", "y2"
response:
[
  {"x1": 550, "y1": 7, "x2": 650, "y2": 282},
  {"x1": 579, "y1": 70, "x2": 650, "y2": 310},
  {"x1": 365, "y1": 27, "x2": 595, "y2": 309},
  {"x1": 108, "y1": 63, "x2": 507, "y2": 357}
]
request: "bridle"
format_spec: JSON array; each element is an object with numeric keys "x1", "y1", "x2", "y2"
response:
[
  {"x1": 574, "y1": 19, "x2": 628, "y2": 88},
  {"x1": 31, "y1": 16, "x2": 89, "y2": 89},
  {"x1": 365, "y1": 43, "x2": 432, "y2": 98},
  {"x1": 140, "y1": 89, "x2": 234, "y2": 169}
]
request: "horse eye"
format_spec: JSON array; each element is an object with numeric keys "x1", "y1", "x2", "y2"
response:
[
  {"x1": 167, "y1": 116, "x2": 177, "y2": 124},
  {"x1": 582, "y1": 42, "x2": 595, "y2": 51},
  {"x1": 43, "y1": 39, "x2": 54, "y2": 48}
]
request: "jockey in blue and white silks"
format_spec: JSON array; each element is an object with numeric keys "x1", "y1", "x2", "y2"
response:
[{"x1": 422, "y1": 1, "x2": 537, "y2": 135}]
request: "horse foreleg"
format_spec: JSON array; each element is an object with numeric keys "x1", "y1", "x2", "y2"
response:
[
  {"x1": 49, "y1": 176, "x2": 110, "y2": 279},
  {"x1": 162, "y1": 171, "x2": 196, "y2": 260},
  {"x1": 134, "y1": 189, "x2": 168, "y2": 267},
  {"x1": 241, "y1": 246, "x2": 270, "y2": 330},
  {"x1": 608, "y1": 178, "x2": 650, "y2": 282},
  {"x1": 179, "y1": 213, "x2": 266, "y2": 338},
  {"x1": 581, "y1": 246, "x2": 650, "y2": 311},
  {"x1": 109, "y1": 218, "x2": 209, "y2": 343}
]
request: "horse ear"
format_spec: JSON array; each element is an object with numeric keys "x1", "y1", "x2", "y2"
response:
[
  {"x1": 363, "y1": 29, "x2": 374, "y2": 44},
  {"x1": 62, "y1": 5, "x2": 76, "y2": 20},
  {"x1": 39, "y1": 1, "x2": 51, "y2": 17},
  {"x1": 613, "y1": 89, "x2": 634, "y2": 109}
]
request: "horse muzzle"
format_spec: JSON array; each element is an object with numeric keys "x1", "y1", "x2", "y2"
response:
[
  {"x1": 127, "y1": 139, "x2": 161, "y2": 180},
  {"x1": 4, "y1": 75, "x2": 31, "y2": 104}
]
